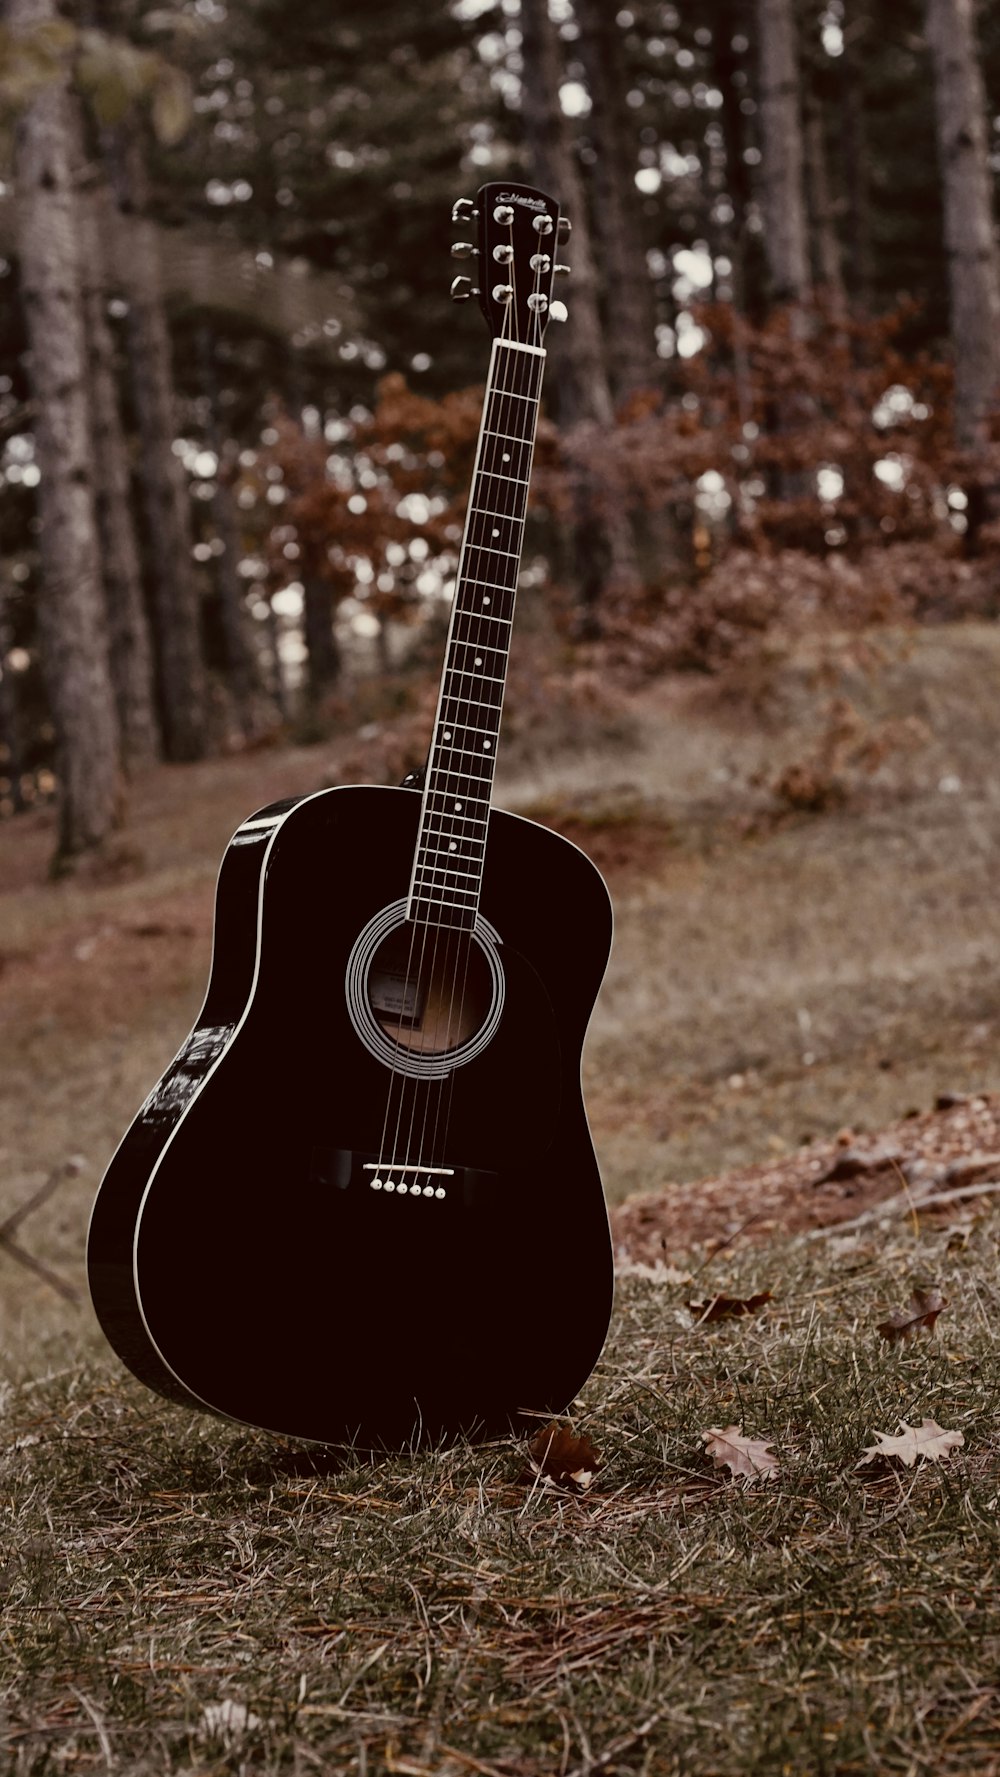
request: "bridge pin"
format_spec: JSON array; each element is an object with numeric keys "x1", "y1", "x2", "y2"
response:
[
  {"x1": 423, "y1": 1184, "x2": 434, "y2": 1196},
  {"x1": 384, "y1": 1180, "x2": 396, "y2": 1192},
  {"x1": 435, "y1": 1187, "x2": 446, "y2": 1199},
  {"x1": 370, "y1": 1177, "x2": 383, "y2": 1190}
]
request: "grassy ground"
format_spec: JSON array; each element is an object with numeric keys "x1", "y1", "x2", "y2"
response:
[
  {"x1": 3, "y1": 618, "x2": 1000, "y2": 1772},
  {"x1": 4, "y1": 1210, "x2": 998, "y2": 1775}
]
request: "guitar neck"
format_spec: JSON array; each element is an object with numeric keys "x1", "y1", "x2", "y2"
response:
[{"x1": 407, "y1": 337, "x2": 546, "y2": 931}]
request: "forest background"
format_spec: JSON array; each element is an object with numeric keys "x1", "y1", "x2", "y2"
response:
[{"x1": 2, "y1": 0, "x2": 1000, "y2": 866}]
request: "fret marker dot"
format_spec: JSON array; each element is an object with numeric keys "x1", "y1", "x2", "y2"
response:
[
  {"x1": 492, "y1": 528, "x2": 499, "y2": 538},
  {"x1": 484, "y1": 740, "x2": 492, "y2": 750},
  {"x1": 483, "y1": 595, "x2": 490, "y2": 606},
  {"x1": 443, "y1": 730, "x2": 452, "y2": 740},
  {"x1": 454, "y1": 801, "x2": 463, "y2": 811},
  {"x1": 449, "y1": 842, "x2": 457, "y2": 851},
  {"x1": 474, "y1": 656, "x2": 482, "y2": 666},
  {"x1": 502, "y1": 452, "x2": 510, "y2": 463}
]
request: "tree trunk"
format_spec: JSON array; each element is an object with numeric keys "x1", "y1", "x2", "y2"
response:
[
  {"x1": 840, "y1": 3, "x2": 874, "y2": 312},
  {"x1": 754, "y1": 0, "x2": 812, "y2": 304},
  {"x1": 803, "y1": 86, "x2": 847, "y2": 315},
  {"x1": 197, "y1": 328, "x2": 271, "y2": 737},
  {"x1": 518, "y1": 0, "x2": 639, "y2": 621},
  {"x1": 78, "y1": 165, "x2": 160, "y2": 767},
  {"x1": 574, "y1": 0, "x2": 659, "y2": 404},
  {"x1": 302, "y1": 575, "x2": 341, "y2": 708},
  {"x1": 103, "y1": 127, "x2": 207, "y2": 760},
  {"x1": 8, "y1": 0, "x2": 121, "y2": 864},
  {"x1": 0, "y1": 580, "x2": 25, "y2": 813},
  {"x1": 519, "y1": 0, "x2": 613, "y2": 431},
  {"x1": 925, "y1": 0, "x2": 1000, "y2": 453}
]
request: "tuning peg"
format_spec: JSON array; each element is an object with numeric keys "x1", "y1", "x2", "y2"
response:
[
  {"x1": 554, "y1": 263, "x2": 571, "y2": 277},
  {"x1": 549, "y1": 300, "x2": 569, "y2": 323},
  {"x1": 452, "y1": 197, "x2": 477, "y2": 224},
  {"x1": 557, "y1": 217, "x2": 571, "y2": 240},
  {"x1": 450, "y1": 276, "x2": 476, "y2": 302},
  {"x1": 451, "y1": 240, "x2": 477, "y2": 259}
]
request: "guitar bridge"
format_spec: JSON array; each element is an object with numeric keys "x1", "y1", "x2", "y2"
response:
[{"x1": 309, "y1": 1148, "x2": 498, "y2": 1207}]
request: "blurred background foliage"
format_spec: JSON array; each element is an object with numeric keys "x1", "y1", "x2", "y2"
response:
[{"x1": 1, "y1": 0, "x2": 999, "y2": 867}]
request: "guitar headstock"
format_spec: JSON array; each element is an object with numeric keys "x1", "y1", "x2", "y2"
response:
[{"x1": 450, "y1": 182, "x2": 570, "y2": 345}]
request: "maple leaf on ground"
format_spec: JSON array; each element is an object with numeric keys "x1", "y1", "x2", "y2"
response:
[
  {"x1": 688, "y1": 1291, "x2": 773, "y2": 1323},
  {"x1": 524, "y1": 1422, "x2": 600, "y2": 1492},
  {"x1": 859, "y1": 1419, "x2": 965, "y2": 1468},
  {"x1": 701, "y1": 1426, "x2": 780, "y2": 1482},
  {"x1": 876, "y1": 1287, "x2": 948, "y2": 1344}
]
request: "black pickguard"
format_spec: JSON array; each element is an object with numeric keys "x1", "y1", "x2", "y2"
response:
[{"x1": 88, "y1": 786, "x2": 614, "y2": 1448}]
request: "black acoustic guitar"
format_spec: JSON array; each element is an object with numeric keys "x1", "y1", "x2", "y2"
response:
[{"x1": 88, "y1": 183, "x2": 614, "y2": 1449}]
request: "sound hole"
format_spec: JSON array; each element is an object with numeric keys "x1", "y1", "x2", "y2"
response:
[{"x1": 366, "y1": 924, "x2": 492, "y2": 1056}]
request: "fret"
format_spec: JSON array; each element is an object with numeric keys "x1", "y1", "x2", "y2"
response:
[
  {"x1": 440, "y1": 692, "x2": 504, "y2": 713},
  {"x1": 424, "y1": 787, "x2": 489, "y2": 811},
  {"x1": 422, "y1": 829, "x2": 487, "y2": 847},
  {"x1": 475, "y1": 468, "x2": 530, "y2": 488},
  {"x1": 444, "y1": 671, "x2": 505, "y2": 688},
  {"x1": 434, "y1": 746, "x2": 498, "y2": 766},
  {"x1": 428, "y1": 763, "x2": 494, "y2": 785},
  {"x1": 469, "y1": 507, "x2": 524, "y2": 526},
  {"x1": 409, "y1": 902, "x2": 476, "y2": 926},
  {"x1": 413, "y1": 864, "x2": 480, "y2": 887},
  {"x1": 439, "y1": 719, "x2": 499, "y2": 738},
  {"x1": 447, "y1": 642, "x2": 507, "y2": 666},
  {"x1": 483, "y1": 428, "x2": 533, "y2": 446},
  {"x1": 454, "y1": 593, "x2": 513, "y2": 615},
  {"x1": 463, "y1": 542, "x2": 520, "y2": 561}
]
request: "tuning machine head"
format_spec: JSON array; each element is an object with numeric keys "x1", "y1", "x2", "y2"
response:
[
  {"x1": 451, "y1": 240, "x2": 477, "y2": 260},
  {"x1": 451, "y1": 197, "x2": 477, "y2": 225},
  {"x1": 450, "y1": 275, "x2": 478, "y2": 302}
]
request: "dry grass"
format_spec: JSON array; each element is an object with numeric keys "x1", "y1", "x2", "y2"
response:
[
  {"x1": 4, "y1": 620, "x2": 1000, "y2": 1771},
  {"x1": 3, "y1": 1211, "x2": 999, "y2": 1775}
]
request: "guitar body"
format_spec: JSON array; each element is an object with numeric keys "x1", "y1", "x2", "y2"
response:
[{"x1": 88, "y1": 784, "x2": 614, "y2": 1447}]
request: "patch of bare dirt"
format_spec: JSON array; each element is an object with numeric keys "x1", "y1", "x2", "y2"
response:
[{"x1": 611, "y1": 1092, "x2": 1000, "y2": 1258}]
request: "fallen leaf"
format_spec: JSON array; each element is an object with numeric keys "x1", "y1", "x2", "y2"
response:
[
  {"x1": 616, "y1": 1259, "x2": 692, "y2": 1285},
  {"x1": 876, "y1": 1287, "x2": 947, "y2": 1344},
  {"x1": 859, "y1": 1418, "x2": 964, "y2": 1468},
  {"x1": 688, "y1": 1291, "x2": 773, "y2": 1322},
  {"x1": 525, "y1": 1421, "x2": 600, "y2": 1492},
  {"x1": 201, "y1": 1699, "x2": 262, "y2": 1739},
  {"x1": 701, "y1": 1425, "x2": 780, "y2": 1481}
]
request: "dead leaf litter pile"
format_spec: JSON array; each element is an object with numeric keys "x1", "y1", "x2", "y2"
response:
[{"x1": 4, "y1": 1189, "x2": 1000, "y2": 1777}]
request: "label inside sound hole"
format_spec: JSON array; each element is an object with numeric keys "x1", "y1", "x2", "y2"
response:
[{"x1": 369, "y1": 964, "x2": 425, "y2": 1026}]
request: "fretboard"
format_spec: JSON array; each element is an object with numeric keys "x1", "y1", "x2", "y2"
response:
[{"x1": 406, "y1": 338, "x2": 545, "y2": 931}]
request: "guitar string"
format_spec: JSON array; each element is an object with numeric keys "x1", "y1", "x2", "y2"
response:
[
  {"x1": 408, "y1": 248, "x2": 525, "y2": 1181},
  {"x1": 403, "y1": 227, "x2": 525, "y2": 1183},
  {"x1": 380, "y1": 217, "x2": 521, "y2": 1188},
  {"x1": 420, "y1": 237, "x2": 548, "y2": 1184}
]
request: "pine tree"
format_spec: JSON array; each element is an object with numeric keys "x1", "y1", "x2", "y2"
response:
[
  {"x1": 8, "y1": 0, "x2": 121, "y2": 864},
  {"x1": 78, "y1": 163, "x2": 160, "y2": 766},
  {"x1": 754, "y1": 0, "x2": 811, "y2": 303},
  {"x1": 103, "y1": 123, "x2": 208, "y2": 760},
  {"x1": 519, "y1": 0, "x2": 639, "y2": 619},
  {"x1": 575, "y1": 0, "x2": 660, "y2": 402},
  {"x1": 924, "y1": 0, "x2": 1000, "y2": 452}
]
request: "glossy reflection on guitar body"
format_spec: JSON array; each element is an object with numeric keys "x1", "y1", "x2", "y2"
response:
[{"x1": 88, "y1": 180, "x2": 616, "y2": 1448}]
